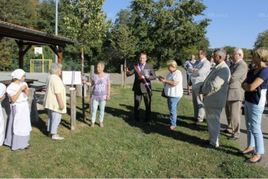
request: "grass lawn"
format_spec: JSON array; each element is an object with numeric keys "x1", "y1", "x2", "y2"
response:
[{"x1": 0, "y1": 84, "x2": 268, "y2": 178}]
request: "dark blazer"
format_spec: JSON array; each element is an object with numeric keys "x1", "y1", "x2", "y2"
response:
[{"x1": 127, "y1": 63, "x2": 157, "y2": 93}]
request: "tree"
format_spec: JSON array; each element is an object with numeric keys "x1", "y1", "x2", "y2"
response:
[
  {"x1": 62, "y1": 0, "x2": 112, "y2": 73},
  {"x1": 0, "y1": 0, "x2": 39, "y2": 71},
  {"x1": 255, "y1": 30, "x2": 268, "y2": 48},
  {"x1": 129, "y1": 0, "x2": 210, "y2": 69},
  {"x1": 223, "y1": 46, "x2": 235, "y2": 55}
]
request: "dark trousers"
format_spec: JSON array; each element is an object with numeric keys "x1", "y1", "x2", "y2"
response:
[{"x1": 134, "y1": 91, "x2": 151, "y2": 121}]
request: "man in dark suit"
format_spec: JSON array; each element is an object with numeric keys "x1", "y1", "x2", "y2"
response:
[{"x1": 126, "y1": 53, "x2": 157, "y2": 122}]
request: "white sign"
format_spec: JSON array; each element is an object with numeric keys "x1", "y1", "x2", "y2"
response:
[
  {"x1": 62, "y1": 71, "x2": 82, "y2": 85},
  {"x1": 34, "y1": 47, "x2": 43, "y2": 55}
]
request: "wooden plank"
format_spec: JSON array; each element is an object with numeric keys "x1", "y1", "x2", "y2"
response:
[{"x1": 70, "y1": 89, "x2": 76, "y2": 130}]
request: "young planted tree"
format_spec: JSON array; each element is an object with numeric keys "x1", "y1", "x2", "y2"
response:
[{"x1": 62, "y1": 0, "x2": 111, "y2": 73}]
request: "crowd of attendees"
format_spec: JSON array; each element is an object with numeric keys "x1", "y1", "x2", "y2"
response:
[{"x1": 1, "y1": 48, "x2": 268, "y2": 164}]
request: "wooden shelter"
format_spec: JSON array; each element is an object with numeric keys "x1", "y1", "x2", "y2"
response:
[{"x1": 0, "y1": 20, "x2": 75, "y2": 69}]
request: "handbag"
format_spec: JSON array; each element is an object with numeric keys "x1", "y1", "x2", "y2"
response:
[
  {"x1": 161, "y1": 89, "x2": 167, "y2": 98},
  {"x1": 188, "y1": 77, "x2": 192, "y2": 86}
]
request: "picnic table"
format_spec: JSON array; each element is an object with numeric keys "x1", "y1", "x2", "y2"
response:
[{"x1": 0, "y1": 79, "x2": 37, "y2": 86}]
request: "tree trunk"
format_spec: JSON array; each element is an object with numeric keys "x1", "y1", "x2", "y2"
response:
[{"x1": 157, "y1": 53, "x2": 162, "y2": 70}]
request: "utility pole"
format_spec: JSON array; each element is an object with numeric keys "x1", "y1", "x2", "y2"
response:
[{"x1": 55, "y1": 0, "x2": 59, "y2": 63}]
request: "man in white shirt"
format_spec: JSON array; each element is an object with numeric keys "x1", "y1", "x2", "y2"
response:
[
  {"x1": 190, "y1": 49, "x2": 211, "y2": 124},
  {"x1": 183, "y1": 54, "x2": 196, "y2": 95}
]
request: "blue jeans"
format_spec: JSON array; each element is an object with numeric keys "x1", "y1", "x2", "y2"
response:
[
  {"x1": 91, "y1": 99, "x2": 107, "y2": 123},
  {"x1": 244, "y1": 101, "x2": 265, "y2": 154},
  {"x1": 167, "y1": 97, "x2": 181, "y2": 127}
]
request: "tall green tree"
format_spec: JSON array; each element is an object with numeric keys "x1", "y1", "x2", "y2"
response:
[
  {"x1": 62, "y1": 0, "x2": 112, "y2": 72},
  {"x1": 0, "y1": 0, "x2": 39, "y2": 71},
  {"x1": 130, "y1": 0, "x2": 210, "y2": 68}
]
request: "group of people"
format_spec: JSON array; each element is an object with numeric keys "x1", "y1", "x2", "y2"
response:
[
  {"x1": 182, "y1": 47, "x2": 268, "y2": 163},
  {"x1": 0, "y1": 62, "x2": 111, "y2": 150},
  {"x1": 0, "y1": 48, "x2": 268, "y2": 164}
]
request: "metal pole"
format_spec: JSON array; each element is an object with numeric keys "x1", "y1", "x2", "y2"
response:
[{"x1": 55, "y1": 0, "x2": 59, "y2": 63}]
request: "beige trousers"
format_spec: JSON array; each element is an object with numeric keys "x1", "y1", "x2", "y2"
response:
[
  {"x1": 192, "y1": 87, "x2": 205, "y2": 121},
  {"x1": 205, "y1": 107, "x2": 223, "y2": 147},
  {"x1": 225, "y1": 101, "x2": 242, "y2": 137}
]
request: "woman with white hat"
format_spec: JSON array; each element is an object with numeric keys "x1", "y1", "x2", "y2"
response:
[
  {"x1": 0, "y1": 83, "x2": 6, "y2": 152},
  {"x1": 4, "y1": 69, "x2": 32, "y2": 151}
]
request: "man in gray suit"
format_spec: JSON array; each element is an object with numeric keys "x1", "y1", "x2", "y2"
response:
[
  {"x1": 225, "y1": 48, "x2": 248, "y2": 140},
  {"x1": 201, "y1": 49, "x2": 230, "y2": 148},
  {"x1": 190, "y1": 49, "x2": 211, "y2": 124},
  {"x1": 126, "y1": 53, "x2": 156, "y2": 122}
]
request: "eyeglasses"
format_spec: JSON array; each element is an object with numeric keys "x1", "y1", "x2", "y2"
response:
[{"x1": 232, "y1": 53, "x2": 240, "y2": 56}]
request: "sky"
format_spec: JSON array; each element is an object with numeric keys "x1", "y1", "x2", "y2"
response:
[{"x1": 102, "y1": 0, "x2": 268, "y2": 49}]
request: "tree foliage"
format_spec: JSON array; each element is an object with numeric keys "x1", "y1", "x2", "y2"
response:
[
  {"x1": 0, "y1": 0, "x2": 211, "y2": 72},
  {"x1": 255, "y1": 30, "x2": 268, "y2": 48}
]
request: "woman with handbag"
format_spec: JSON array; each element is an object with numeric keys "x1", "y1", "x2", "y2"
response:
[{"x1": 159, "y1": 60, "x2": 183, "y2": 130}]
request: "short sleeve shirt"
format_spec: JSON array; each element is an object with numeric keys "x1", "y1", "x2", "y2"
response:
[
  {"x1": 91, "y1": 73, "x2": 110, "y2": 100},
  {"x1": 6, "y1": 82, "x2": 28, "y2": 105},
  {"x1": 245, "y1": 67, "x2": 268, "y2": 106},
  {"x1": 164, "y1": 70, "x2": 183, "y2": 98},
  {"x1": 43, "y1": 74, "x2": 66, "y2": 113}
]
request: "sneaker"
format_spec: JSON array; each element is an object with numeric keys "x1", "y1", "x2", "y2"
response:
[{"x1": 52, "y1": 135, "x2": 64, "y2": 140}]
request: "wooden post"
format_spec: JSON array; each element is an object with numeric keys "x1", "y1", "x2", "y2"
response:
[
  {"x1": 124, "y1": 60, "x2": 126, "y2": 87},
  {"x1": 89, "y1": 65, "x2": 94, "y2": 114},
  {"x1": 81, "y1": 48, "x2": 86, "y2": 121},
  {"x1": 16, "y1": 41, "x2": 32, "y2": 69},
  {"x1": 27, "y1": 88, "x2": 39, "y2": 123},
  {"x1": 121, "y1": 64, "x2": 124, "y2": 87},
  {"x1": 70, "y1": 88, "x2": 76, "y2": 130},
  {"x1": 57, "y1": 51, "x2": 63, "y2": 64},
  {"x1": 49, "y1": 45, "x2": 63, "y2": 64}
]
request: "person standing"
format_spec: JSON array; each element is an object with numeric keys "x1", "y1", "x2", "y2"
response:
[
  {"x1": 160, "y1": 60, "x2": 183, "y2": 130},
  {"x1": 183, "y1": 54, "x2": 196, "y2": 95},
  {"x1": 190, "y1": 49, "x2": 211, "y2": 124},
  {"x1": 43, "y1": 63, "x2": 66, "y2": 140},
  {"x1": 126, "y1": 53, "x2": 157, "y2": 122},
  {"x1": 0, "y1": 83, "x2": 6, "y2": 152},
  {"x1": 225, "y1": 54, "x2": 232, "y2": 67},
  {"x1": 84, "y1": 62, "x2": 110, "y2": 127},
  {"x1": 4, "y1": 69, "x2": 32, "y2": 151},
  {"x1": 225, "y1": 48, "x2": 247, "y2": 140},
  {"x1": 200, "y1": 49, "x2": 230, "y2": 148},
  {"x1": 241, "y1": 47, "x2": 268, "y2": 163}
]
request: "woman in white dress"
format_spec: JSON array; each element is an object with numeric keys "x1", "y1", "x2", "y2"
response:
[
  {"x1": 4, "y1": 69, "x2": 32, "y2": 151},
  {"x1": 0, "y1": 83, "x2": 6, "y2": 152}
]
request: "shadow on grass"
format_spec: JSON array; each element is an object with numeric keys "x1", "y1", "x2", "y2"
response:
[
  {"x1": 32, "y1": 110, "x2": 49, "y2": 136},
  {"x1": 34, "y1": 102, "x2": 90, "y2": 136},
  {"x1": 105, "y1": 104, "x2": 240, "y2": 156}
]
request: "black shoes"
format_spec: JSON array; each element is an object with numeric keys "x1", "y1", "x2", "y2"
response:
[
  {"x1": 238, "y1": 149, "x2": 255, "y2": 155},
  {"x1": 223, "y1": 129, "x2": 231, "y2": 134},
  {"x1": 246, "y1": 156, "x2": 262, "y2": 163},
  {"x1": 228, "y1": 136, "x2": 239, "y2": 140}
]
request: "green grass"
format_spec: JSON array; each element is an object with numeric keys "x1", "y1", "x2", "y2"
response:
[{"x1": 0, "y1": 84, "x2": 268, "y2": 178}]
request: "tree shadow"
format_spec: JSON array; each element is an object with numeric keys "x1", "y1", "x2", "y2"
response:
[
  {"x1": 177, "y1": 115, "x2": 207, "y2": 132},
  {"x1": 104, "y1": 103, "x2": 240, "y2": 157}
]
